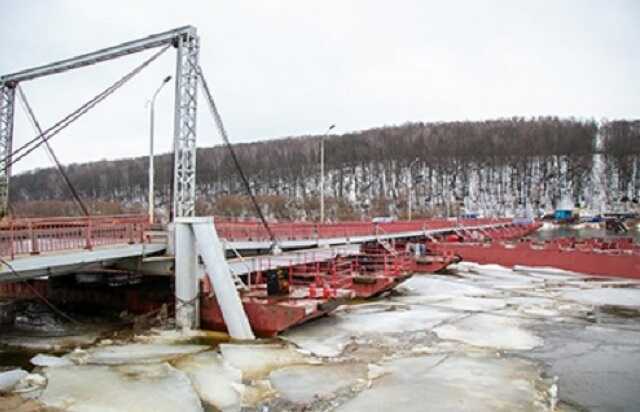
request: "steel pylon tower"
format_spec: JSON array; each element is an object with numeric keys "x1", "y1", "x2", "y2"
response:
[
  {"x1": 172, "y1": 31, "x2": 199, "y2": 219},
  {"x1": 0, "y1": 26, "x2": 200, "y2": 219},
  {"x1": 0, "y1": 85, "x2": 16, "y2": 217}
]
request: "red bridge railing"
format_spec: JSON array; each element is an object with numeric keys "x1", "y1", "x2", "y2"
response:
[
  {"x1": 0, "y1": 214, "x2": 513, "y2": 259},
  {"x1": 214, "y1": 218, "x2": 511, "y2": 242},
  {"x1": 0, "y1": 215, "x2": 148, "y2": 259}
]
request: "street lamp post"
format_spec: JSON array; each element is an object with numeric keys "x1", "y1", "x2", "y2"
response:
[
  {"x1": 148, "y1": 75, "x2": 172, "y2": 224},
  {"x1": 320, "y1": 124, "x2": 335, "y2": 223},
  {"x1": 408, "y1": 157, "x2": 420, "y2": 221}
]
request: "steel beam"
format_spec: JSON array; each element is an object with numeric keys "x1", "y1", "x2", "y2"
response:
[
  {"x1": 0, "y1": 26, "x2": 195, "y2": 84},
  {"x1": 172, "y1": 31, "x2": 199, "y2": 218},
  {"x1": 0, "y1": 85, "x2": 15, "y2": 217}
]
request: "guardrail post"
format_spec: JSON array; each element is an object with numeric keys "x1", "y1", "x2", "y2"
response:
[
  {"x1": 10, "y1": 220, "x2": 15, "y2": 259},
  {"x1": 140, "y1": 222, "x2": 146, "y2": 243},
  {"x1": 84, "y1": 218, "x2": 93, "y2": 250},
  {"x1": 29, "y1": 221, "x2": 40, "y2": 255},
  {"x1": 127, "y1": 223, "x2": 134, "y2": 244}
]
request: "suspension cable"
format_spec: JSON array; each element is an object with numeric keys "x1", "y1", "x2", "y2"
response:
[
  {"x1": 1, "y1": 44, "x2": 171, "y2": 171},
  {"x1": 17, "y1": 85, "x2": 90, "y2": 216},
  {"x1": 195, "y1": 64, "x2": 279, "y2": 249}
]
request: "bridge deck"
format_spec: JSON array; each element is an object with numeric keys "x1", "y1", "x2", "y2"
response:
[
  {"x1": 0, "y1": 243, "x2": 166, "y2": 282},
  {"x1": 0, "y1": 220, "x2": 521, "y2": 282},
  {"x1": 225, "y1": 222, "x2": 507, "y2": 251}
]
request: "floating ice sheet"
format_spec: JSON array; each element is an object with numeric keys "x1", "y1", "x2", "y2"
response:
[
  {"x1": 269, "y1": 363, "x2": 367, "y2": 404},
  {"x1": 562, "y1": 287, "x2": 640, "y2": 308},
  {"x1": 337, "y1": 355, "x2": 546, "y2": 412},
  {"x1": 393, "y1": 276, "x2": 500, "y2": 304},
  {"x1": 434, "y1": 313, "x2": 543, "y2": 350},
  {"x1": 219, "y1": 343, "x2": 316, "y2": 380},
  {"x1": 31, "y1": 354, "x2": 73, "y2": 368},
  {"x1": 283, "y1": 304, "x2": 459, "y2": 357},
  {"x1": 0, "y1": 369, "x2": 28, "y2": 392},
  {"x1": 39, "y1": 363, "x2": 203, "y2": 412},
  {"x1": 84, "y1": 343, "x2": 208, "y2": 365},
  {"x1": 430, "y1": 296, "x2": 507, "y2": 312},
  {"x1": 174, "y1": 350, "x2": 242, "y2": 412}
]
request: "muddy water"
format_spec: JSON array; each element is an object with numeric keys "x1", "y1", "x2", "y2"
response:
[
  {"x1": 529, "y1": 320, "x2": 640, "y2": 411},
  {"x1": 0, "y1": 350, "x2": 35, "y2": 372}
]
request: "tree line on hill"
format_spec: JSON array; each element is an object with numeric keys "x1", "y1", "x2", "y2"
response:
[{"x1": 9, "y1": 117, "x2": 640, "y2": 219}]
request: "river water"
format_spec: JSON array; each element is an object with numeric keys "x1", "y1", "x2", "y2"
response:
[{"x1": 2, "y1": 260, "x2": 639, "y2": 411}]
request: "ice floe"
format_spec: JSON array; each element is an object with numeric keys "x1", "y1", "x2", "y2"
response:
[
  {"x1": 0, "y1": 369, "x2": 28, "y2": 392},
  {"x1": 430, "y1": 296, "x2": 507, "y2": 312},
  {"x1": 220, "y1": 343, "x2": 317, "y2": 380},
  {"x1": 562, "y1": 287, "x2": 640, "y2": 308},
  {"x1": 269, "y1": 363, "x2": 368, "y2": 404},
  {"x1": 82, "y1": 343, "x2": 208, "y2": 365},
  {"x1": 337, "y1": 355, "x2": 546, "y2": 412},
  {"x1": 283, "y1": 304, "x2": 459, "y2": 357},
  {"x1": 173, "y1": 351, "x2": 242, "y2": 412},
  {"x1": 393, "y1": 276, "x2": 500, "y2": 303},
  {"x1": 433, "y1": 313, "x2": 543, "y2": 350},
  {"x1": 30, "y1": 354, "x2": 73, "y2": 368},
  {"x1": 39, "y1": 363, "x2": 203, "y2": 412}
]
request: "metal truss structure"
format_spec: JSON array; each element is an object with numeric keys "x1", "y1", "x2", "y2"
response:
[
  {"x1": 172, "y1": 33, "x2": 199, "y2": 218},
  {"x1": 0, "y1": 86, "x2": 15, "y2": 215},
  {"x1": 0, "y1": 26, "x2": 200, "y2": 219}
]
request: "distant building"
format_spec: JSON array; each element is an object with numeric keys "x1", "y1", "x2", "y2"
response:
[{"x1": 554, "y1": 196, "x2": 575, "y2": 222}]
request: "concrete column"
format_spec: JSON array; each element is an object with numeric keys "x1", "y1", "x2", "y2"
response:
[
  {"x1": 174, "y1": 219, "x2": 199, "y2": 330},
  {"x1": 191, "y1": 217, "x2": 254, "y2": 340},
  {"x1": 174, "y1": 216, "x2": 254, "y2": 340}
]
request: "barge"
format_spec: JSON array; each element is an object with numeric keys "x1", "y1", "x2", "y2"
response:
[{"x1": 431, "y1": 237, "x2": 640, "y2": 280}]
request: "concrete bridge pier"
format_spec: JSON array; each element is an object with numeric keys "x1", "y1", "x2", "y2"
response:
[{"x1": 174, "y1": 217, "x2": 254, "y2": 340}]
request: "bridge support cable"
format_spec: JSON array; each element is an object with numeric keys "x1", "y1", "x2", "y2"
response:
[
  {"x1": 17, "y1": 85, "x2": 90, "y2": 216},
  {"x1": 0, "y1": 44, "x2": 171, "y2": 176},
  {"x1": 196, "y1": 65, "x2": 280, "y2": 252}
]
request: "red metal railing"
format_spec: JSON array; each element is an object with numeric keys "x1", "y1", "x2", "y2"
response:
[
  {"x1": 0, "y1": 213, "x2": 515, "y2": 259},
  {"x1": 215, "y1": 218, "x2": 512, "y2": 242},
  {"x1": 0, "y1": 215, "x2": 148, "y2": 259}
]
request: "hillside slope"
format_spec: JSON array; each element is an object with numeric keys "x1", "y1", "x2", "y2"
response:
[{"x1": 10, "y1": 118, "x2": 640, "y2": 219}]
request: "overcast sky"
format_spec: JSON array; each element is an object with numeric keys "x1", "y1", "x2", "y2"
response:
[{"x1": 1, "y1": 0, "x2": 638, "y2": 174}]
